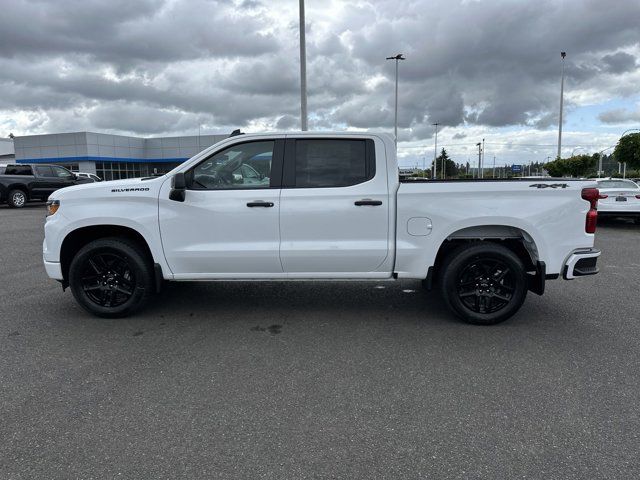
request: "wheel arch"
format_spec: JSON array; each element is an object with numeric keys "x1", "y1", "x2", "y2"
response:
[
  {"x1": 60, "y1": 225, "x2": 156, "y2": 283},
  {"x1": 8, "y1": 184, "x2": 30, "y2": 197},
  {"x1": 427, "y1": 225, "x2": 543, "y2": 291}
]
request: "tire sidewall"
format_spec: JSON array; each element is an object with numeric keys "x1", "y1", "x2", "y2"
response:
[
  {"x1": 441, "y1": 244, "x2": 528, "y2": 325},
  {"x1": 69, "y1": 239, "x2": 152, "y2": 318}
]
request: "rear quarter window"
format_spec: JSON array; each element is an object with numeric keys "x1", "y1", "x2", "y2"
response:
[{"x1": 4, "y1": 165, "x2": 33, "y2": 175}]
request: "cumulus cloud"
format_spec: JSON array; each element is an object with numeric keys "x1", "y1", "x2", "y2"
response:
[
  {"x1": 0, "y1": 0, "x2": 638, "y2": 148},
  {"x1": 598, "y1": 107, "x2": 640, "y2": 124}
]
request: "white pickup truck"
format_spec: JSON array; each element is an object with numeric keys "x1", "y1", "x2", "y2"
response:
[{"x1": 43, "y1": 132, "x2": 602, "y2": 325}]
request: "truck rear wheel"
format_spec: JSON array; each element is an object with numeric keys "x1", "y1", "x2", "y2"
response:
[
  {"x1": 68, "y1": 238, "x2": 154, "y2": 318},
  {"x1": 7, "y1": 189, "x2": 27, "y2": 208},
  {"x1": 440, "y1": 243, "x2": 528, "y2": 325}
]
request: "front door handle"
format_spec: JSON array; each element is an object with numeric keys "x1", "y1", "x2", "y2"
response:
[
  {"x1": 355, "y1": 199, "x2": 382, "y2": 206},
  {"x1": 247, "y1": 201, "x2": 274, "y2": 208}
]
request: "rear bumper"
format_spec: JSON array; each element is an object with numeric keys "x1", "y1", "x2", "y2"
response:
[{"x1": 563, "y1": 248, "x2": 601, "y2": 280}]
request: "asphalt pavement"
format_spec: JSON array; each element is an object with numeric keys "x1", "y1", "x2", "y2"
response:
[{"x1": 1, "y1": 204, "x2": 639, "y2": 479}]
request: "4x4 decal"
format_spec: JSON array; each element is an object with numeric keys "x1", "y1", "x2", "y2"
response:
[{"x1": 529, "y1": 183, "x2": 569, "y2": 189}]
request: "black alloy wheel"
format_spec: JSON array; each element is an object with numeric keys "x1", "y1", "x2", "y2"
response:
[
  {"x1": 440, "y1": 243, "x2": 528, "y2": 325},
  {"x1": 69, "y1": 238, "x2": 154, "y2": 317},
  {"x1": 80, "y1": 251, "x2": 136, "y2": 308},
  {"x1": 456, "y1": 258, "x2": 515, "y2": 315}
]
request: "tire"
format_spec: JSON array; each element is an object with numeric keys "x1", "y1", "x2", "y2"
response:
[
  {"x1": 440, "y1": 243, "x2": 528, "y2": 325},
  {"x1": 7, "y1": 189, "x2": 27, "y2": 208},
  {"x1": 68, "y1": 237, "x2": 154, "y2": 318}
]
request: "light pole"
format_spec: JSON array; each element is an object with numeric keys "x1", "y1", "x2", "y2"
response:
[
  {"x1": 597, "y1": 145, "x2": 615, "y2": 178},
  {"x1": 557, "y1": 51, "x2": 567, "y2": 159},
  {"x1": 386, "y1": 54, "x2": 405, "y2": 146},
  {"x1": 492, "y1": 155, "x2": 496, "y2": 178},
  {"x1": 476, "y1": 142, "x2": 482, "y2": 179},
  {"x1": 299, "y1": 0, "x2": 308, "y2": 131},
  {"x1": 481, "y1": 138, "x2": 485, "y2": 178},
  {"x1": 432, "y1": 122, "x2": 439, "y2": 179}
]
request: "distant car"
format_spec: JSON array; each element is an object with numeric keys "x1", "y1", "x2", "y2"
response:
[
  {"x1": 596, "y1": 178, "x2": 640, "y2": 223},
  {"x1": 76, "y1": 172, "x2": 102, "y2": 182},
  {"x1": 0, "y1": 164, "x2": 92, "y2": 208}
]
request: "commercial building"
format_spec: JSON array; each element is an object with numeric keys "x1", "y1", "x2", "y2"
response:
[
  {"x1": 14, "y1": 132, "x2": 228, "y2": 180},
  {"x1": 0, "y1": 138, "x2": 15, "y2": 163}
]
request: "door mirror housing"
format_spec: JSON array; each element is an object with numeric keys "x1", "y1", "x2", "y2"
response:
[{"x1": 169, "y1": 172, "x2": 186, "y2": 202}]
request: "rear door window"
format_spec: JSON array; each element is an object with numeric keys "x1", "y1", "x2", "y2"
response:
[
  {"x1": 35, "y1": 166, "x2": 54, "y2": 177},
  {"x1": 291, "y1": 139, "x2": 374, "y2": 188}
]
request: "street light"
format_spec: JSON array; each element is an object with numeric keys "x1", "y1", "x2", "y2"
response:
[
  {"x1": 476, "y1": 142, "x2": 482, "y2": 178},
  {"x1": 299, "y1": 0, "x2": 308, "y2": 131},
  {"x1": 481, "y1": 138, "x2": 485, "y2": 178},
  {"x1": 570, "y1": 146, "x2": 585, "y2": 157},
  {"x1": 432, "y1": 122, "x2": 439, "y2": 179},
  {"x1": 597, "y1": 145, "x2": 615, "y2": 178},
  {"x1": 557, "y1": 51, "x2": 567, "y2": 159},
  {"x1": 386, "y1": 54, "x2": 405, "y2": 146}
]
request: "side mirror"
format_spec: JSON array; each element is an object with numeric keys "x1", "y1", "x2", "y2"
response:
[{"x1": 169, "y1": 172, "x2": 186, "y2": 202}]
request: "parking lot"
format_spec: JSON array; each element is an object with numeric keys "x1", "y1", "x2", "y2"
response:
[{"x1": 1, "y1": 204, "x2": 639, "y2": 478}]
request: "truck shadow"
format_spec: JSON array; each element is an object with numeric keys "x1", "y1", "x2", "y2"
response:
[
  {"x1": 598, "y1": 217, "x2": 639, "y2": 229},
  {"x1": 143, "y1": 280, "x2": 457, "y2": 326}
]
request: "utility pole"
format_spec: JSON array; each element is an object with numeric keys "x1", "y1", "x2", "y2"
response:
[
  {"x1": 432, "y1": 122, "x2": 439, "y2": 179},
  {"x1": 557, "y1": 51, "x2": 566, "y2": 159},
  {"x1": 386, "y1": 54, "x2": 405, "y2": 146}
]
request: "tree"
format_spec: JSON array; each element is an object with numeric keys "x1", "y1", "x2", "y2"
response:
[
  {"x1": 613, "y1": 133, "x2": 640, "y2": 170},
  {"x1": 431, "y1": 148, "x2": 458, "y2": 178},
  {"x1": 544, "y1": 154, "x2": 597, "y2": 178}
]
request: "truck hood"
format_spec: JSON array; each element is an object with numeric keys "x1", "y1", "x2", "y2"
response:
[{"x1": 49, "y1": 176, "x2": 166, "y2": 201}]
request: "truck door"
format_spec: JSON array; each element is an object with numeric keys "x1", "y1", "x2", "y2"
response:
[
  {"x1": 32, "y1": 165, "x2": 56, "y2": 198},
  {"x1": 158, "y1": 139, "x2": 284, "y2": 277},
  {"x1": 51, "y1": 166, "x2": 78, "y2": 189},
  {"x1": 278, "y1": 137, "x2": 391, "y2": 275}
]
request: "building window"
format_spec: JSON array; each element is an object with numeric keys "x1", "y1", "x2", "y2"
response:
[{"x1": 96, "y1": 162, "x2": 179, "y2": 181}]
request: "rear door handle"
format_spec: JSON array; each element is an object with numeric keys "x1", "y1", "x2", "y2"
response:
[
  {"x1": 355, "y1": 199, "x2": 383, "y2": 206},
  {"x1": 247, "y1": 201, "x2": 274, "y2": 208}
]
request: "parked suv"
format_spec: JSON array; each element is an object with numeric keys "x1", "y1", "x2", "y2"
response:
[{"x1": 0, "y1": 164, "x2": 92, "y2": 208}]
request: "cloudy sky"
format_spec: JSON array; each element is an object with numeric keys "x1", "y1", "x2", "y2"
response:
[{"x1": 1, "y1": 0, "x2": 640, "y2": 167}]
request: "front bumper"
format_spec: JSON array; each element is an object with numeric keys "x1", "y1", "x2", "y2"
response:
[
  {"x1": 44, "y1": 259, "x2": 63, "y2": 280},
  {"x1": 563, "y1": 248, "x2": 601, "y2": 280}
]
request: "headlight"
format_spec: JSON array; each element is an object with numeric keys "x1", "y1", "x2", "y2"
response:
[{"x1": 46, "y1": 199, "x2": 60, "y2": 216}]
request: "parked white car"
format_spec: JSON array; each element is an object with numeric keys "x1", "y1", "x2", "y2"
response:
[
  {"x1": 43, "y1": 132, "x2": 601, "y2": 325},
  {"x1": 596, "y1": 178, "x2": 640, "y2": 223},
  {"x1": 76, "y1": 172, "x2": 102, "y2": 182}
]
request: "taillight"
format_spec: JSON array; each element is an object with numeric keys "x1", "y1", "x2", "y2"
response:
[
  {"x1": 581, "y1": 188, "x2": 600, "y2": 234},
  {"x1": 585, "y1": 209, "x2": 597, "y2": 234},
  {"x1": 581, "y1": 188, "x2": 600, "y2": 209}
]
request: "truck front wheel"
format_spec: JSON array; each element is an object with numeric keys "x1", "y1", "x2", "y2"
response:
[
  {"x1": 7, "y1": 189, "x2": 27, "y2": 208},
  {"x1": 68, "y1": 238, "x2": 154, "y2": 318},
  {"x1": 440, "y1": 243, "x2": 528, "y2": 325}
]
